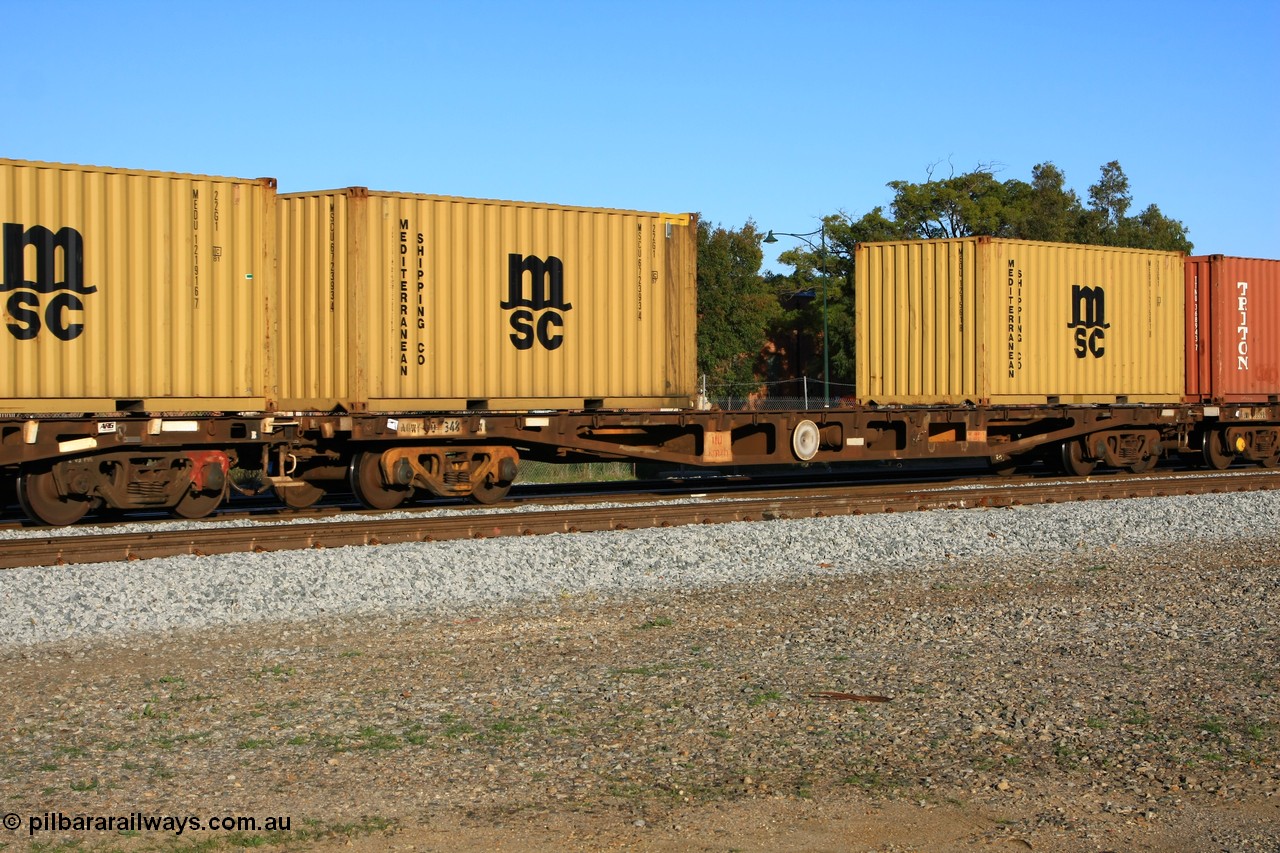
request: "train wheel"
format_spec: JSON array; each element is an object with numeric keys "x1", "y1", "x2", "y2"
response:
[
  {"x1": 1258, "y1": 451, "x2": 1279, "y2": 470},
  {"x1": 276, "y1": 481, "x2": 326, "y2": 509},
  {"x1": 173, "y1": 485, "x2": 226, "y2": 519},
  {"x1": 471, "y1": 479, "x2": 511, "y2": 505},
  {"x1": 349, "y1": 452, "x2": 411, "y2": 510},
  {"x1": 1127, "y1": 454, "x2": 1157, "y2": 474},
  {"x1": 1202, "y1": 431, "x2": 1234, "y2": 470},
  {"x1": 16, "y1": 469, "x2": 90, "y2": 526},
  {"x1": 0, "y1": 477, "x2": 16, "y2": 517},
  {"x1": 1059, "y1": 440, "x2": 1097, "y2": 477}
]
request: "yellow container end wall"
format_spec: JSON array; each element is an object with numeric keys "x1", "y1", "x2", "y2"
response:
[
  {"x1": 856, "y1": 238, "x2": 1184, "y2": 405},
  {"x1": 276, "y1": 190, "x2": 356, "y2": 408},
  {"x1": 0, "y1": 159, "x2": 273, "y2": 411},
  {"x1": 277, "y1": 190, "x2": 697, "y2": 411},
  {"x1": 856, "y1": 240, "x2": 980, "y2": 403}
]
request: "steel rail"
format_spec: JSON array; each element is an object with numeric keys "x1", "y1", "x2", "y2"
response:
[{"x1": 1, "y1": 469, "x2": 1277, "y2": 570}]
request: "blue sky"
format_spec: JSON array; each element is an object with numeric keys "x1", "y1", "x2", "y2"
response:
[{"x1": 6, "y1": 0, "x2": 1277, "y2": 266}]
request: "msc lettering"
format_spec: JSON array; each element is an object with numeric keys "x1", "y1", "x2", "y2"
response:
[
  {"x1": 503, "y1": 253, "x2": 572, "y2": 351},
  {"x1": 1, "y1": 223, "x2": 96, "y2": 341},
  {"x1": 1067, "y1": 284, "x2": 1110, "y2": 359}
]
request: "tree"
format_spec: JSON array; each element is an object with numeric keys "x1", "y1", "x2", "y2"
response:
[
  {"x1": 1082, "y1": 161, "x2": 1191, "y2": 252},
  {"x1": 1004, "y1": 162, "x2": 1086, "y2": 243},
  {"x1": 770, "y1": 214, "x2": 861, "y2": 391},
  {"x1": 1088, "y1": 160, "x2": 1133, "y2": 226},
  {"x1": 696, "y1": 219, "x2": 779, "y2": 389},
  {"x1": 885, "y1": 163, "x2": 1017, "y2": 239},
  {"x1": 1119, "y1": 202, "x2": 1193, "y2": 252},
  {"x1": 782, "y1": 160, "x2": 1190, "y2": 263}
]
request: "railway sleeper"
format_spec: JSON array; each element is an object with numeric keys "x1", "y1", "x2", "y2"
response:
[{"x1": 16, "y1": 450, "x2": 230, "y2": 525}]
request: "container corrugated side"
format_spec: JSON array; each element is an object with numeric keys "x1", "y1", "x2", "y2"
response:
[
  {"x1": 856, "y1": 238, "x2": 1185, "y2": 405},
  {"x1": 277, "y1": 188, "x2": 697, "y2": 411},
  {"x1": 1186, "y1": 255, "x2": 1280, "y2": 402},
  {"x1": 0, "y1": 158, "x2": 275, "y2": 413}
]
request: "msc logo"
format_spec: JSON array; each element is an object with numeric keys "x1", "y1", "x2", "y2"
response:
[
  {"x1": 502, "y1": 253, "x2": 572, "y2": 351},
  {"x1": 1066, "y1": 284, "x2": 1109, "y2": 358},
  {"x1": 2, "y1": 223, "x2": 97, "y2": 341}
]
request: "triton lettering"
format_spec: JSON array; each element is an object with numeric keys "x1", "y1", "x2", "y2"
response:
[
  {"x1": 1, "y1": 223, "x2": 97, "y2": 341},
  {"x1": 1235, "y1": 280, "x2": 1249, "y2": 370}
]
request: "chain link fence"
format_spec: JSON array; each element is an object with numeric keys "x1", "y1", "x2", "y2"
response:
[{"x1": 515, "y1": 460, "x2": 636, "y2": 484}]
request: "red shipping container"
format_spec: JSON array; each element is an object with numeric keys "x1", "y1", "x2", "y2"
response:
[{"x1": 1186, "y1": 256, "x2": 1280, "y2": 403}]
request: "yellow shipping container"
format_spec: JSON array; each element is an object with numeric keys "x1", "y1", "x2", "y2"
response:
[
  {"x1": 0, "y1": 158, "x2": 275, "y2": 413},
  {"x1": 277, "y1": 188, "x2": 697, "y2": 411},
  {"x1": 855, "y1": 237, "x2": 1185, "y2": 405}
]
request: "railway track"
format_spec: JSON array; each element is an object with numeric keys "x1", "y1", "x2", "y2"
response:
[{"x1": 2, "y1": 467, "x2": 1277, "y2": 570}]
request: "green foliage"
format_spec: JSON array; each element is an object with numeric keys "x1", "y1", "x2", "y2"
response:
[
  {"x1": 1005, "y1": 162, "x2": 1085, "y2": 243},
  {"x1": 887, "y1": 165, "x2": 1013, "y2": 239},
  {"x1": 764, "y1": 214, "x2": 858, "y2": 395},
  {"x1": 864, "y1": 159, "x2": 1192, "y2": 251},
  {"x1": 696, "y1": 219, "x2": 781, "y2": 388}
]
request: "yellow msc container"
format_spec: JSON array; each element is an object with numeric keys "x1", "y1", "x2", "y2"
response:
[
  {"x1": 855, "y1": 237, "x2": 1185, "y2": 405},
  {"x1": 277, "y1": 187, "x2": 697, "y2": 411},
  {"x1": 0, "y1": 158, "x2": 276, "y2": 413}
]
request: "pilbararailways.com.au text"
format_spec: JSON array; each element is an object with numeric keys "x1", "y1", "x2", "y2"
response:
[{"x1": 7, "y1": 811, "x2": 291, "y2": 836}]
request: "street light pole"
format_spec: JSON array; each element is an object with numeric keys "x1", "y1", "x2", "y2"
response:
[{"x1": 763, "y1": 225, "x2": 829, "y2": 408}]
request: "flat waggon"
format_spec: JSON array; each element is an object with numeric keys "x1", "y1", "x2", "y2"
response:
[{"x1": 1, "y1": 157, "x2": 1277, "y2": 525}]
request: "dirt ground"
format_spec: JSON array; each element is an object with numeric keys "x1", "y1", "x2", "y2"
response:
[
  {"x1": 302, "y1": 795, "x2": 1280, "y2": 852},
  {"x1": 2, "y1": 539, "x2": 1278, "y2": 852}
]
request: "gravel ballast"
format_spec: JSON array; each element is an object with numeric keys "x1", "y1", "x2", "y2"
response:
[
  {"x1": 1, "y1": 491, "x2": 1277, "y2": 851},
  {"x1": 1, "y1": 490, "x2": 1278, "y2": 647}
]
